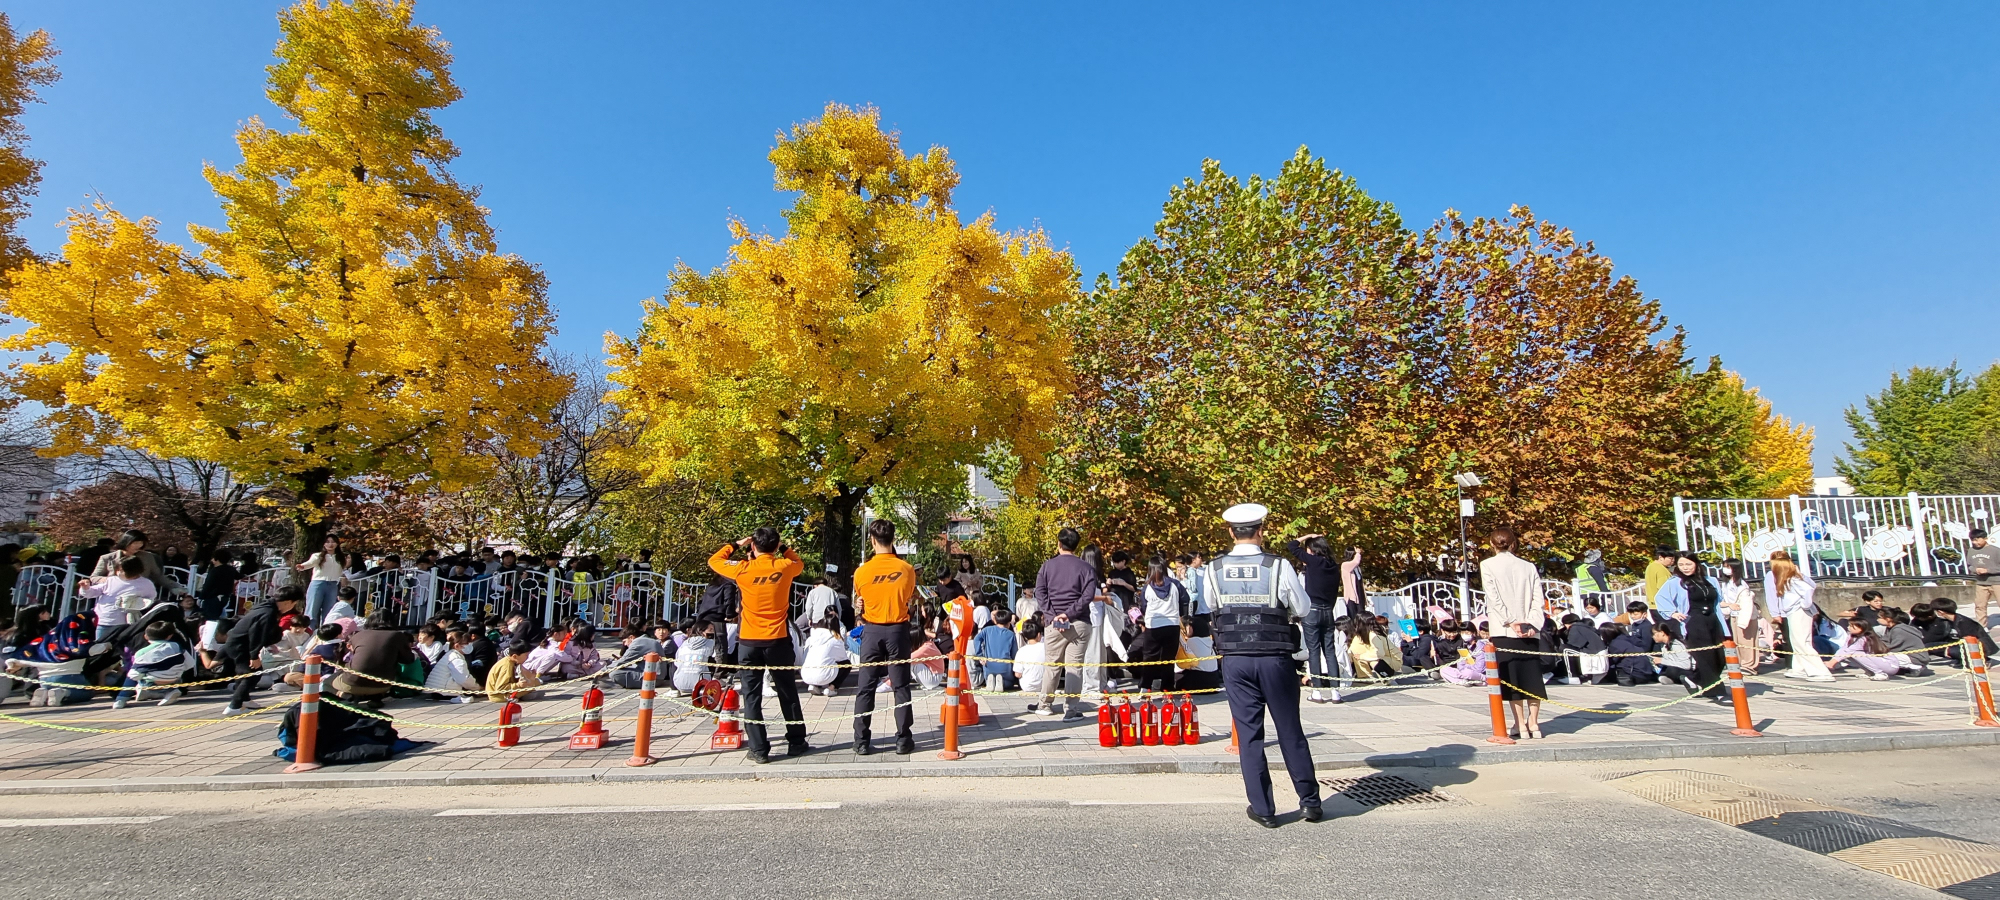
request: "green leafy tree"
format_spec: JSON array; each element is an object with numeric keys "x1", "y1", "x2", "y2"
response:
[
  {"x1": 1836, "y1": 364, "x2": 2000, "y2": 495},
  {"x1": 1046, "y1": 149, "x2": 1433, "y2": 558},
  {"x1": 599, "y1": 479, "x2": 816, "y2": 580}
]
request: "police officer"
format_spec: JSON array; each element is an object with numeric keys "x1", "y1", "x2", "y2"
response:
[{"x1": 1204, "y1": 503, "x2": 1323, "y2": 827}]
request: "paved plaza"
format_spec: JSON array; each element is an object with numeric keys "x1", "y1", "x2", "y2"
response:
[{"x1": 0, "y1": 665, "x2": 1992, "y2": 791}]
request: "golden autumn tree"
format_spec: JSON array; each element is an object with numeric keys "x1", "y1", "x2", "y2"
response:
[
  {"x1": 0, "y1": 0, "x2": 565, "y2": 559},
  {"x1": 0, "y1": 13, "x2": 56, "y2": 278},
  {"x1": 1419, "y1": 207, "x2": 1695, "y2": 560},
  {"x1": 607, "y1": 103, "x2": 1076, "y2": 583}
]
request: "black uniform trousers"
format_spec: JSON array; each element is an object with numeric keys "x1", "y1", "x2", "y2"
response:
[
  {"x1": 737, "y1": 639, "x2": 807, "y2": 754},
  {"x1": 1222, "y1": 653, "x2": 1321, "y2": 817},
  {"x1": 851, "y1": 622, "x2": 914, "y2": 745}
]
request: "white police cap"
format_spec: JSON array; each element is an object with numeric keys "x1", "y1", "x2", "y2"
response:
[{"x1": 1222, "y1": 503, "x2": 1269, "y2": 526}]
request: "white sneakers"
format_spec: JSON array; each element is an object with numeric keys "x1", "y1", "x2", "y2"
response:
[
  {"x1": 221, "y1": 704, "x2": 244, "y2": 716},
  {"x1": 112, "y1": 697, "x2": 128, "y2": 710},
  {"x1": 157, "y1": 689, "x2": 182, "y2": 707},
  {"x1": 1032, "y1": 705, "x2": 1056, "y2": 717}
]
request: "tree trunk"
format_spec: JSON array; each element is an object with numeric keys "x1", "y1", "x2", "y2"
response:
[
  {"x1": 821, "y1": 486, "x2": 867, "y2": 595},
  {"x1": 289, "y1": 472, "x2": 333, "y2": 587}
]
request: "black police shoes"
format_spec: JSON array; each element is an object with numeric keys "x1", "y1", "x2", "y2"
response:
[
  {"x1": 1301, "y1": 804, "x2": 1325, "y2": 823},
  {"x1": 895, "y1": 737, "x2": 917, "y2": 755},
  {"x1": 853, "y1": 741, "x2": 873, "y2": 756},
  {"x1": 1246, "y1": 807, "x2": 1281, "y2": 829},
  {"x1": 745, "y1": 750, "x2": 770, "y2": 765}
]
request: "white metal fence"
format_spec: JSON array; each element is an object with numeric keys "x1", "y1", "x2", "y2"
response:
[
  {"x1": 13, "y1": 562, "x2": 201, "y2": 619},
  {"x1": 1676, "y1": 492, "x2": 2000, "y2": 582},
  {"x1": 1363, "y1": 577, "x2": 1639, "y2": 626}
]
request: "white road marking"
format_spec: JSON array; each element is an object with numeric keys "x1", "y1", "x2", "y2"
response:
[
  {"x1": 434, "y1": 802, "x2": 841, "y2": 817},
  {"x1": 1068, "y1": 800, "x2": 1239, "y2": 807},
  {"x1": 0, "y1": 816, "x2": 171, "y2": 828}
]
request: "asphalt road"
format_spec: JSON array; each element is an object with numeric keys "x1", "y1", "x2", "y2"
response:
[{"x1": 1, "y1": 749, "x2": 1991, "y2": 900}]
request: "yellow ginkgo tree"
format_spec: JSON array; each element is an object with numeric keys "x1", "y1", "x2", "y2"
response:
[
  {"x1": 607, "y1": 103, "x2": 1076, "y2": 583},
  {"x1": 0, "y1": 0, "x2": 566, "y2": 558}
]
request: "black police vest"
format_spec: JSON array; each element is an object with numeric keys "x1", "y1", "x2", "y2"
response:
[{"x1": 1206, "y1": 553, "x2": 1298, "y2": 658}]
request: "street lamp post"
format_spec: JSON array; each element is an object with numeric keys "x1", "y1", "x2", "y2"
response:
[{"x1": 1454, "y1": 472, "x2": 1482, "y2": 602}]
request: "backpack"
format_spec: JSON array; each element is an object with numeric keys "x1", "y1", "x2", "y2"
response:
[{"x1": 696, "y1": 578, "x2": 741, "y2": 624}]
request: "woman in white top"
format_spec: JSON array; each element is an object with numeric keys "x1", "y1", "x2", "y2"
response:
[
  {"x1": 1478, "y1": 526, "x2": 1545, "y2": 739},
  {"x1": 297, "y1": 536, "x2": 346, "y2": 624},
  {"x1": 1767, "y1": 551, "x2": 1834, "y2": 682},
  {"x1": 800, "y1": 613, "x2": 848, "y2": 697},
  {"x1": 1716, "y1": 559, "x2": 1764, "y2": 671},
  {"x1": 80, "y1": 556, "x2": 159, "y2": 639}
]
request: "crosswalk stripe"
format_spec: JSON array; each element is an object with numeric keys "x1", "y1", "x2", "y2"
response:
[
  {"x1": 1068, "y1": 799, "x2": 1239, "y2": 807},
  {"x1": 0, "y1": 816, "x2": 172, "y2": 827},
  {"x1": 434, "y1": 802, "x2": 840, "y2": 817}
]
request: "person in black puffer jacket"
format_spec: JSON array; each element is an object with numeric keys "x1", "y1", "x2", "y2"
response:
[{"x1": 222, "y1": 586, "x2": 303, "y2": 715}]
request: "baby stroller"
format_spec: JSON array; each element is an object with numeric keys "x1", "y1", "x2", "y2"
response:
[
  {"x1": 86, "y1": 602, "x2": 201, "y2": 688},
  {"x1": 11, "y1": 613, "x2": 99, "y2": 706}
]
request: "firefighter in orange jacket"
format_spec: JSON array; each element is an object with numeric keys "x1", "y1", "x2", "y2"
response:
[
  {"x1": 709, "y1": 527, "x2": 806, "y2": 764},
  {"x1": 851, "y1": 518, "x2": 919, "y2": 755}
]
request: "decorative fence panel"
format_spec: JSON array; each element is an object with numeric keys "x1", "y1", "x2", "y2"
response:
[{"x1": 1676, "y1": 492, "x2": 2000, "y2": 582}]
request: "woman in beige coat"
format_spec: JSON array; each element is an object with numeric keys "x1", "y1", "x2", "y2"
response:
[{"x1": 1479, "y1": 526, "x2": 1546, "y2": 739}]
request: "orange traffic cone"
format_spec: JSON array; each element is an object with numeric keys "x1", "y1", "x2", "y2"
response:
[
  {"x1": 710, "y1": 684, "x2": 745, "y2": 750},
  {"x1": 568, "y1": 683, "x2": 609, "y2": 750},
  {"x1": 960, "y1": 657, "x2": 982, "y2": 726},
  {"x1": 1227, "y1": 721, "x2": 1238, "y2": 755}
]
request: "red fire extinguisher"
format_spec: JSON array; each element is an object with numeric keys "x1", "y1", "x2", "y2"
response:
[
  {"x1": 1117, "y1": 694, "x2": 1137, "y2": 747},
  {"x1": 1139, "y1": 693, "x2": 1161, "y2": 745},
  {"x1": 1181, "y1": 694, "x2": 1200, "y2": 745},
  {"x1": 1097, "y1": 700, "x2": 1116, "y2": 748},
  {"x1": 495, "y1": 697, "x2": 522, "y2": 748},
  {"x1": 1162, "y1": 693, "x2": 1183, "y2": 745}
]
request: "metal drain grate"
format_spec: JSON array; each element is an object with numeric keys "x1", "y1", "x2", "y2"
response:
[{"x1": 1318, "y1": 773, "x2": 1457, "y2": 807}]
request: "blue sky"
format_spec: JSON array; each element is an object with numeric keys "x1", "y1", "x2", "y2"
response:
[{"x1": 8, "y1": 1, "x2": 1998, "y2": 471}]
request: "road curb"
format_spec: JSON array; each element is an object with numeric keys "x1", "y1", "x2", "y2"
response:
[{"x1": 3, "y1": 728, "x2": 1994, "y2": 796}]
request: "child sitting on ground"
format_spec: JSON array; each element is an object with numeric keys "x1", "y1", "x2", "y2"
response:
[
  {"x1": 670, "y1": 622, "x2": 717, "y2": 697},
  {"x1": 1014, "y1": 620, "x2": 1049, "y2": 701},
  {"x1": 1440, "y1": 626, "x2": 1489, "y2": 686},
  {"x1": 280, "y1": 622, "x2": 347, "y2": 689},
  {"x1": 1652, "y1": 621, "x2": 1698, "y2": 692},
  {"x1": 1562, "y1": 613, "x2": 1609, "y2": 685},
  {"x1": 1882, "y1": 609, "x2": 1935, "y2": 676},
  {"x1": 323, "y1": 585, "x2": 360, "y2": 624},
  {"x1": 1607, "y1": 623, "x2": 1655, "y2": 687},
  {"x1": 484, "y1": 639, "x2": 540, "y2": 702},
  {"x1": 972, "y1": 609, "x2": 1019, "y2": 692},
  {"x1": 424, "y1": 628, "x2": 483, "y2": 701},
  {"x1": 1829, "y1": 617, "x2": 1899, "y2": 681},
  {"x1": 800, "y1": 612, "x2": 848, "y2": 697},
  {"x1": 112, "y1": 620, "x2": 192, "y2": 709}
]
